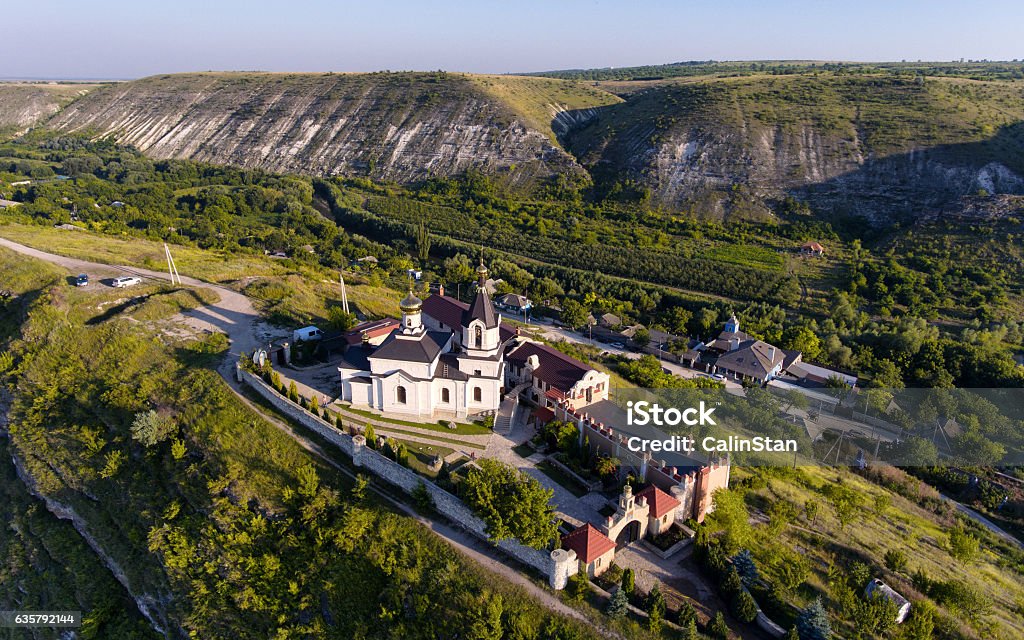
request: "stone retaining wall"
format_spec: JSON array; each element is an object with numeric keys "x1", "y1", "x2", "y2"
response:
[{"x1": 241, "y1": 367, "x2": 557, "y2": 582}]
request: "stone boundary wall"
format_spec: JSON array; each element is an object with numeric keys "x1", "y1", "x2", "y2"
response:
[
  {"x1": 240, "y1": 368, "x2": 556, "y2": 580},
  {"x1": 241, "y1": 369, "x2": 353, "y2": 456}
]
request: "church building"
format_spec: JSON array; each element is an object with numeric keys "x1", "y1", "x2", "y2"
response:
[{"x1": 337, "y1": 259, "x2": 506, "y2": 419}]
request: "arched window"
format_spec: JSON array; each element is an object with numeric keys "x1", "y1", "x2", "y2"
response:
[
  {"x1": 396, "y1": 385, "x2": 407, "y2": 404},
  {"x1": 474, "y1": 326, "x2": 483, "y2": 349},
  {"x1": 441, "y1": 388, "x2": 450, "y2": 404},
  {"x1": 473, "y1": 387, "x2": 482, "y2": 403}
]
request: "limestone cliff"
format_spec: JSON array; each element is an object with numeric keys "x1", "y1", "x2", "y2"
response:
[
  {"x1": 46, "y1": 72, "x2": 611, "y2": 187},
  {"x1": 0, "y1": 82, "x2": 97, "y2": 136},
  {"x1": 564, "y1": 75, "x2": 1024, "y2": 221}
]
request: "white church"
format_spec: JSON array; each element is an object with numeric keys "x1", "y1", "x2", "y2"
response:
[{"x1": 337, "y1": 259, "x2": 507, "y2": 419}]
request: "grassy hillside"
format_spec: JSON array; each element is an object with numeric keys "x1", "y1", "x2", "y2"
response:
[{"x1": 467, "y1": 74, "x2": 621, "y2": 142}]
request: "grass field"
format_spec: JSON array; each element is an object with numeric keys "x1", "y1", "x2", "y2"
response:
[
  {"x1": 468, "y1": 74, "x2": 621, "y2": 143},
  {"x1": 734, "y1": 465, "x2": 1024, "y2": 639}
]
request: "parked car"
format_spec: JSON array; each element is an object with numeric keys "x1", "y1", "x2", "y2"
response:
[
  {"x1": 74, "y1": 273, "x2": 89, "y2": 287},
  {"x1": 112, "y1": 276, "x2": 142, "y2": 288},
  {"x1": 711, "y1": 373, "x2": 727, "y2": 382},
  {"x1": 609, "y1": 342, "x2": 626, "y2": 349}
]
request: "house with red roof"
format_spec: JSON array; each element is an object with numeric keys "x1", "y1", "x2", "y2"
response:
[
  {"x1": 561, "y1": 524, "x2": 616, "y2": 578},
  {"x1": 636, "y1": 484, "x2": 682, "y2": 536},
  {"x1": 504, "y1": 340, "x2": 609, "y2": 412}
]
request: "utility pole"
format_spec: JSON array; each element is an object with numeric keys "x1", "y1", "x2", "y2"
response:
[
  {"x1": 164, "y1": 243, "x2": 181, "y2": 285},
  {"x1": 339, "y1": 272, "x2": 349, "y2": 314}
]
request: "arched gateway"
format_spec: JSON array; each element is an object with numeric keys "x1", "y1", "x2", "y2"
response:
[{"x1": 602, "y1": 485, "x2": 650, "y2": 548}]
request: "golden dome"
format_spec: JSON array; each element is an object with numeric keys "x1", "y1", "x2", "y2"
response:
[{"x1": 400, "y1": 290, "x2": 422, "y2": 313}]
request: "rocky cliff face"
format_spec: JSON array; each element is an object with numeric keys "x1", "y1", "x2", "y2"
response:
[
  {"x1": 0, "y1": 83, "x2": 96, "y2": 135},
  {"x1": 22, "y1": 72, "x2": 1024, "y2": 222},
  {"x1": 46, "y1": 72, "x2": 595, "y2": 187},
  {"x1": 564, "y1": 76, "x2": 1024, "y2": 221}
]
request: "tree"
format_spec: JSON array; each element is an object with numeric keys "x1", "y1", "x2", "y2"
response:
[
  {"x1": 414, "y1": 219, "x2": 431, "y2": 264},
  {"x1": 287, "y1": 380, "x2": 299, "y2": 403},
  {"x1": 467, "y1": 592, "x2": 503, "y2": 640},
  {"x1": 732, "y1": 549, "x2": 759, "y2": 586},
  {"x1": 593, "y1": 456, "x2": 620, "y2": 480},
  {"x1": 664, "y1": 306, "x2": 693, "y2": 336},
  {"x1": 309, "y1": 395, "x2": 320, "y2": 415},
  {"x1": 296, "y1": 463, "x2": 319, "y2": 499},
  {"x1": 443, "y1": 253, "x2": 474, "y2": 286},
  {"x1": 412, "y1": 482, "x2": 434, "y2": 512},
  {"x1": 621, "y1": 568, "x2": 635, "y2": 597},
  {"x1": 462, "y1": 459, "x2": 558, "y2": 549},
  {"x1": 873, "y1": 493, "x2": 891, "y2": 517},
  {"x1": 130, "y1": 410, "x2": 176, "y2": 447},
  {"x1": 795, "y1": 597, "x2": 831, "y2": 640},
  {"x1": 677, "y1": 599, "x2": 697, "y2": 626},
  {"x1": 826, "y1": 485, "x2": 861, "y2": 531},
  {"x1": 99, "y1": 450, "x2": 125, "y2": 479},
  {"x1": 898, "y1": 600, "x2": 936, "y2": 640},
  {"x1": 606, "y1": 588, "x2": 629, "y2": 618},
  {"x1": 709, "y1": 611, "x2": 730, "y2": 639},
  {"x1": 559, "y1": 298, "x2": 589, "y2": 328},
  {"x1": 632, "y1": 328, "x2": 651, "y2": 348},
  {"x1": 351, "y1": 474, "x2": 370, "y2": 501},
  {"x1": 569, "y1": 571, "x2": 590, "y2": 603},
  {"x1": 947, "y1": 527, "x2": 979, "y2": 563},
  {"x1": 530, "y1": 277, "x2": 563, "y2": 304},
  {"x1": 646, "y1": 583, "x2": 666, "y2": 633},
  {"x1": 783, "y1": 627, "x2": 800, "y2": 640},
  {"x1": 363, "y1": 423, "x2": 376, "y2": 448},
  {"x1": 782, "y1": 325, "x2": 822, "y2": 361},
  {"x1": 708, "y1": 488, "x2": 751, "y2": 553},
  {"x1": 683, "y1": 618, "x2": 700, "y2": 640},
  {"x1": 327, "y1": 306, "x2": 357, "y2": 332},
  {"x1": 733, "y1": 588, "x2": 759, "y2": 623}
]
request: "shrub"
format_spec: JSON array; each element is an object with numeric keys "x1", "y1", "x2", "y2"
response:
[
  {"x1": 605, "y1": 588, "x2": 628, "y2": 618},
  {"x1": 130, "y1": 410, "x2": 176, "y2": 447},
  {"x1": 947, "y1": 526, "x2": 979, "y2": 563},
  {"x1": 621, "y1": 568, "x2": 635, "y2": 597},
  {"x1": 287, "y1": 380, "x2": 299, "y2": 403},
  {"x1": 795, "y1": 597, "x2": 831, "y2": 640},
  {"x1": 412, "y1": 482, "x2": 434, "y2": 512},
  {"x1": 884, "y1": 549, "x2": 907, "y2": 573}
]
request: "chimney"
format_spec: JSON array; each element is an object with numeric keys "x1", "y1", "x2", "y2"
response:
[
  {"x1": 439, "y1": 283, "x2": 445, "y2": 297},
  {"x1": 768, "y1": 346, "x2": 776, "y2": 361},
  {"x1": 729, "y1": 337, "x2": 739, "y2": 351}
]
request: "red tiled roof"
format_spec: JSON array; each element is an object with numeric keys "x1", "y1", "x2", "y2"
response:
[
  {"x1": 421, "y1": 295, "x2": 515, "y2": 341},
  {"x1": 531, "y1": 407, "x2": 555, "y2": 423},
  {"x1": 637, "y1": 485, "x2": 681, "y2": 519},
  {"x1": 562, "y1": 524, "x2": 616, "y2": 564},
  {"x1": 344, "y1": 318, "x2": 399, "y2": 345}
]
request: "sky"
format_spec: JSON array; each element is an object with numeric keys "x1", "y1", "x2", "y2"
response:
[{"x1": 4, "y1": 1, "x2": 1022, "y2": 79}]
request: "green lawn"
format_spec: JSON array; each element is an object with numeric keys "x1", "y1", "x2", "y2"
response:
[
  {"x1": 336, "y1": 402, "x2": 490, "y2": 435},
  {"x1": 536, "y1": 460, "x2": 590, "y2": 498}
]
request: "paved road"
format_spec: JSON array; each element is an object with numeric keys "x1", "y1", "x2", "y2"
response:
[
  {"x1": 534, "y1": 322, "x2": 745, "y2": 390},
  {"x1": 0, "y1": 236, "x2": 622, "y2": 636}
]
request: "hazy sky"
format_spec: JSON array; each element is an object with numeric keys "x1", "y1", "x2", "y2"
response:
[{"x1": 5, "y1": 1, "x2": 1022, "y2": 79}]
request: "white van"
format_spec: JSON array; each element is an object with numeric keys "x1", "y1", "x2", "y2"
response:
[
  {"x1": 112, "y1": 276, "x2": 143, "y2": 288},
  {"x1": 292, "y1": 326, "x2": 323, "y2": 342}
]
